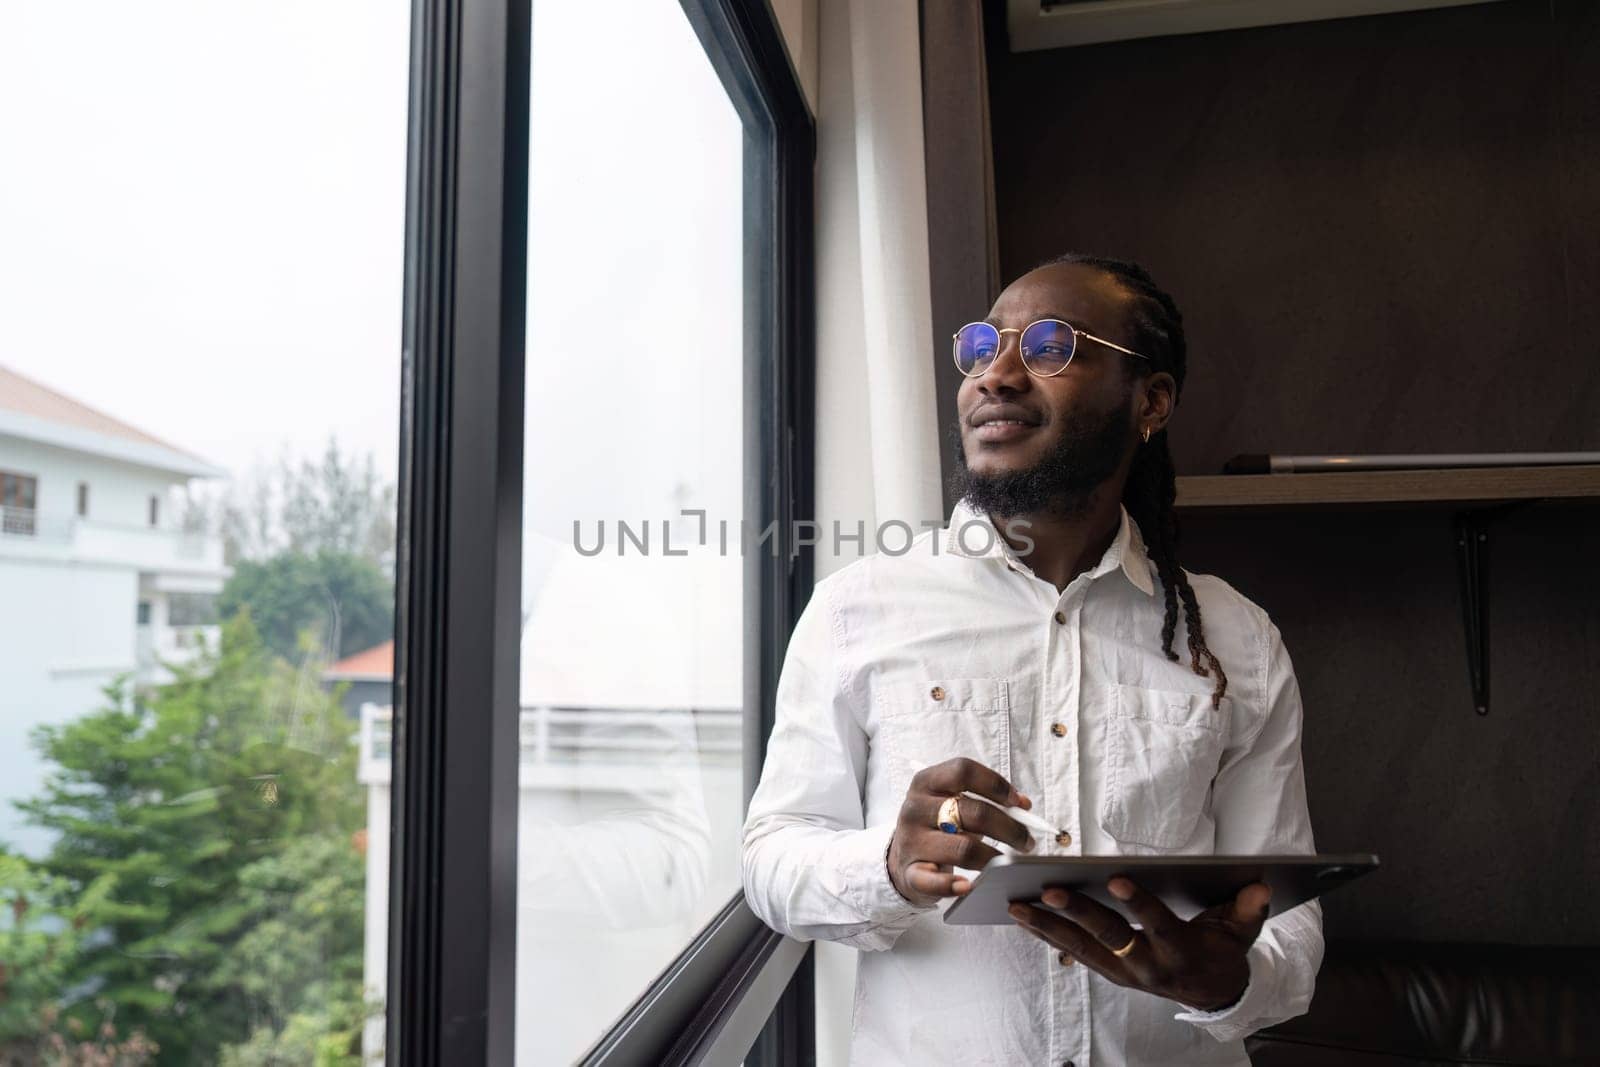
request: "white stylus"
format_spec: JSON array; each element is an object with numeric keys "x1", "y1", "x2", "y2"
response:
[{"x1": 960, "y1": 790, "x2": 1064, "y2": 846}]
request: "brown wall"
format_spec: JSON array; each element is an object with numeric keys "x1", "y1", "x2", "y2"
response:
[
  {"x1": 974, "y1": 0, "x2": 1600, "y2": 944},
  {"x1": 922, "y1": 0, "x2": 998, "y2": 503},
  {"x1": 1180, "y1": 505, "x2": 1600, "y2": 944},
  {"x1": 985, "y1": 0, "x2": 1600, "y2": 479}
]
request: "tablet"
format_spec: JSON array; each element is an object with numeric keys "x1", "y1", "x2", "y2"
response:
[{"x1": 942, "y1": 853, "x2": 1379, "y2": 926}]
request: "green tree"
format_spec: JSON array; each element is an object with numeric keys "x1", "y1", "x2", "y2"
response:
[
  {"x1": 233, "y1": 440, "x2": 394, "y2": 567},
  {"x1": 13, "y1": 616, "x2": 366, "y2": 1064},
  {"x1": 213, "y1": 835, "x2": 369, "y2": 1067},
  {"x1": 180, "y1": 437, "x2": 396, "y2": 569},
  {"x1": 218, "y1": 551, "x2": 393, "y2": 663},
  {"x1": 273, "y1": 439, "x2": 395, "y2": 565},
  {"x1": 0, "y1": 853, "x2": 140, "y2": 1059}
]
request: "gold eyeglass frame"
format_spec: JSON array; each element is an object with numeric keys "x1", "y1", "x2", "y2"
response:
[{"x1": 952, "y1": 318, "x2": 1151, "y2": 378}]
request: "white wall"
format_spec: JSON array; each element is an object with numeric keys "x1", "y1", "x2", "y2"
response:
[
  {"x1": 0, "y1": 433, "x2": 225, "y2": 856},
  {"x1": 362, "y1": 777, "x2": 390, "y2": 1062},
  {"x1": 0, "y1": 432, "x2": 191, "y2": 528},
  {"x1": 768, "y1": 0, "x2": 819, "y2": 114},
  {"x1": 0, "y1": 559, "x2": 140, "y2": 856}
]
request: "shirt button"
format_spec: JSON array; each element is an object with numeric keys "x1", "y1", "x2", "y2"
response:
[
  {"x1": 1050, "y1": 722, "x2": 1067, "y2": 737},
  {"x1": 1058, "y1": 951, "x2": 1074, "y2": 967},
  {"x1": 1056, "y1": 830, "x2": 1073, "y2": 847},
  {"x1": 930, "y1": 686, "x2": 945, "y2": 701},
  {"x1": 1053, "y1": 610, "x2": 1066, "y2": 625}
]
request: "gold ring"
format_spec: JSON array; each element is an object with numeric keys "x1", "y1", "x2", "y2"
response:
[
  {"x1": 936, "y1": 796, "x2": 963, "y2": 834},
  {"x1": 1111, "y1": 934, "x2": 1139, "y2": 958}
]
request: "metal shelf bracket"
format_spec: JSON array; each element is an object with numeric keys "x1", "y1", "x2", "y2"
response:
[{"x1": 1452, "y1": 500, "x2": 1538, "y2": 716}]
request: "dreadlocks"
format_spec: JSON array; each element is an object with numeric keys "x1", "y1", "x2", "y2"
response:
[{"x1": 1044, "y1": 253, "x2": 1229, "y2": 710}]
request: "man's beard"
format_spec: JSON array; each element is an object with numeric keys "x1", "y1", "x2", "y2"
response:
[{"x1": 947, "y1": 400, "x2": 1132, "y2": 521}]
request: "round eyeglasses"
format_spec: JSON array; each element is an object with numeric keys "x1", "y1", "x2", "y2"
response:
[{"x1": 952, "y1": 319, "x2": 1151, "y2": 378}]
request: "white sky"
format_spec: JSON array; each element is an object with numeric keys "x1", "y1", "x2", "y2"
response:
[
  {"x1": 0, "y1": 0, "x2": 744, "y2": 555},
  {"x1": 524, "y1": 0, "x2": 743, "y2": 541},
  {"x1": 0, "y1": 1, "x2": 410, "y2": 483}
]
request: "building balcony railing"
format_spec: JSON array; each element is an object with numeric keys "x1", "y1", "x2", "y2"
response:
[
  {"x1": 356, "y1": 702, "x2": 742, "y2": 788},
  {"x1": 136, "y1": 623, "x2": 221, "y2": 680},
  {"x1": 1, "y1": 505, "x2": 30, "y2": 536},
  {"x1": 0, "y1": 511, "x2": 223, "y2": 572},
  {"x1": 2, "y1": 505, "x2": 40, "y2": 537}
]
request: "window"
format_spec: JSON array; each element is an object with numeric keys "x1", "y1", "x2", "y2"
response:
[
  {"x1": 0, "y1": 471, "x2": 36, "y2": 507},
  {"x1": 0, "y1": 470, "x2": 38, "y2": 535},
  {"x1": 516, "y1": 3, "x2": 746, "y2": 1060},
  {"x1": 390, "y1": 0, "x2": 812, "y2": 1061},
  {"x1": 167, "y1": 592, "x2": 219, "y2": 627},
  {"x1": 1, "y1": 3, "x2": 408, "y2": 1062}
]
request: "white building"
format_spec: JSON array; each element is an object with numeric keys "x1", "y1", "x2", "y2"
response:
[
  {"x1": 355, "y1": 546, "x2": 745, "y2": 1064},
  {"x1": 0, "y1": 364, "x2": 228, "y2": 857}
]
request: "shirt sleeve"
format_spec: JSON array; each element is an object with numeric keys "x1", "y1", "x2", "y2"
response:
[
  {"x1": 741, "y1": 577, "x2": 937, "y2": 952},
  {"x1": 1173, "y1": 619, "x2": 1326, "y2": 1042}
]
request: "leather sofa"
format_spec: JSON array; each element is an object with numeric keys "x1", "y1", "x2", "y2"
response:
[{"x1": 1245, "y1": 940, "x2": 1600, "y2": 1065}]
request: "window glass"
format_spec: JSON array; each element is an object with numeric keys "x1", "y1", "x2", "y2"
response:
[
  {"x1": 1, "y1": 472, "x2": 39, "y2": 534},
  {"x1": 167, "y1": 592, "x2": 221, "y2": 628},
  {"x1": 515, "y1": 1, "x2": 747, "y2": 1061},
  {"x1": 0, "y1": 3, "x2": 407, "y2": 1062}
]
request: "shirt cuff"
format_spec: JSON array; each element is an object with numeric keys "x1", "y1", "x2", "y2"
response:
[
  {"x1": 1172, "y1": 940, "x2": 1274, "y2": 1042},
  {"x1": 852, "y1": 821, "x2": 939, "y2": 921}
]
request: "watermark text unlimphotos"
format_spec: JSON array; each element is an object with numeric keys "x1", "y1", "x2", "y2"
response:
[{"x1": 572, "y1": 510, "x2": 1035, "y2": 558}]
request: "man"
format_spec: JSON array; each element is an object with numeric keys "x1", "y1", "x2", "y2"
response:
[{"x1": 741, "y1": 254, "x2": 1322, "y2": 1065}]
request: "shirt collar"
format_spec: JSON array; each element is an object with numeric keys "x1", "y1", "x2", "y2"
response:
[{"x1": 944, "y1": 496, "x2": 1157, "y2": 597}]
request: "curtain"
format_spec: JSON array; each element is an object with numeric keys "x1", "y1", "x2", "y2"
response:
[{"x1": 814, "y1": 0, "x2": 944, "y2": 586}]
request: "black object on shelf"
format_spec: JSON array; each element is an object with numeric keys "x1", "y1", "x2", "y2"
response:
[{"x1": 1223, "y1": 451, "x2": 1600, "y2": 475}]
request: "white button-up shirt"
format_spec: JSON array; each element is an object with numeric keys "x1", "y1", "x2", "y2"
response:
[{"x1": 742, "y1": 500, "x2": 1323, "y2": 1066}]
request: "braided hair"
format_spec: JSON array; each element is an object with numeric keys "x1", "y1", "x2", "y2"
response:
[{"x1": 1044, "y1": 253, "x2": 1229, "y2": 709}]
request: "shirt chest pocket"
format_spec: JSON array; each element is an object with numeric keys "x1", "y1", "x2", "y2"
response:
[
  {"x1": 1100, "y1": 684, "x2": 1226, "y2": 850},
  {"x1": 873, "y1": 678, "x2": 1011, "y2": 802}
]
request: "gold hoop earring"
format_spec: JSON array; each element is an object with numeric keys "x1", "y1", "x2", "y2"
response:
[{"x1": 1141, "y1": 426, "x2": 1152, "y2": 444}]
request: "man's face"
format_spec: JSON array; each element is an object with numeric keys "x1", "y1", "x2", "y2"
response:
[{"x1": 951, "y1": 263, "x2": 1149, "y2": 517}]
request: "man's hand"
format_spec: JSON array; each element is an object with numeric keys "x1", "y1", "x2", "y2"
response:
[
  {"x1": 886, "y1": 757, "x2": 1035, "y2": 908},
  {"x1": 1007, "y1": 877, "x2": 1272, "y2": 1012}
]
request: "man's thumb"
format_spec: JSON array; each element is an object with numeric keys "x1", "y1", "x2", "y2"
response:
[{"x1": 1228, "y1": 882, "x2": 1273, "y2": 937}]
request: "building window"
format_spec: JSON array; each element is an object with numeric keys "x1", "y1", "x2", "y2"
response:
[
  {"x1": 167, "y1": 592, "x2": 219, "y2": 627},
  {"x1": 148, "y1": 494, "x2": 159, "y2": 528},
  {"x1": 137, "y1": 601, "x2": 152, "y2": 626},
  {"x1": 1, "y1": 470, "x2": 38, "y2": 535},
  {"x1": 77, "y1": 481, "x2": 89, "y2": 517}
]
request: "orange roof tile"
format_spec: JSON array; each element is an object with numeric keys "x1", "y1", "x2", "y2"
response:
[
  {"x1": 0, "y1": 363, "x2": 207, "y2": 461},
  {"x1": 325, "y1": 639, "x2": 394, "y2": 680}
]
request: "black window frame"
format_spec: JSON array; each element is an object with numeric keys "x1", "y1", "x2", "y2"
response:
[
  {"x1": 77, "y1": 480, "x2": 89, "y2": 518},
  {"x1": 392, "y1": 0, "x2": 815, "y2": 1063}
]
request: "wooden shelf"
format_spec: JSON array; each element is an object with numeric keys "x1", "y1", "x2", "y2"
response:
[
  {"x1": 1175, "y1": 465, "x2": 1600, "y2": 714},
  {"x1": 1175, "y1": 465, "x2": 1600, "y2": 512}
]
